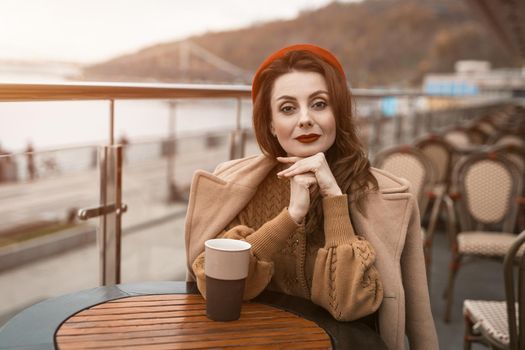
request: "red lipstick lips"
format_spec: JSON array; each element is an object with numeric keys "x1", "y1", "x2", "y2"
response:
[{"x1": 295, "y1": 134, "x2": 320, "y2": 143}]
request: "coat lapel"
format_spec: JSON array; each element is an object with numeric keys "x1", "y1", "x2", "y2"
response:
[{"x1": 350, "y1": 169, "x2": 413, "y2": 296}]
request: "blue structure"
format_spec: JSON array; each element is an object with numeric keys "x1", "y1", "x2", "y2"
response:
[{"x1": 424, "y1": 81, "x2": 479, "y2": 96}]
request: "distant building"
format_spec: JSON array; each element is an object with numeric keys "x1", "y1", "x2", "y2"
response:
[{"x1": 423, "y1": 60, "x2": 525, "y2": 97}]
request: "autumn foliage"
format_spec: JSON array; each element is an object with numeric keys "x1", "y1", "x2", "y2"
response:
[{"x1": 82, "y1": 0, "x2": 520, "y2": 88}]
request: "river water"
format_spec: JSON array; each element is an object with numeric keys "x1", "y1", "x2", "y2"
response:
[{"x1": 0, "y1": 61, "x2": 253, "y2": 153}]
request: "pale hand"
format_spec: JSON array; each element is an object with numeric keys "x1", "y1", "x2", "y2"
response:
[
  {"x1": 287, "y1": 172, "x2": 317, "y2": 224},
  {"x1": 277, "y1": 153, "x2": 342, "y2": 198}
]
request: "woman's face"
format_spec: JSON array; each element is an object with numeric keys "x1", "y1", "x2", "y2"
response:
[{"x1": 270, "y1": 71, "x2": 336, "y2": 157}]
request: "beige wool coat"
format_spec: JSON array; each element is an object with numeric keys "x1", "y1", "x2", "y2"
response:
[{"x1": 185, "y1": 154, "x2": 438, "y2": 350}]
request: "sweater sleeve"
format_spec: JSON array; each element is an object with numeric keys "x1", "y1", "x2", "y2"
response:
[
  {"x1": 311, "y1": 195, "x2": 384, "y2": 321},
  {"x1": 192, "y1": 208, "x2": 299, "y2": 300}
]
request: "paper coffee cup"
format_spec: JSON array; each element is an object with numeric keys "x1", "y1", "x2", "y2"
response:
[{"x1": 204, "y1": 238, "x2": 251, "y2": 321}]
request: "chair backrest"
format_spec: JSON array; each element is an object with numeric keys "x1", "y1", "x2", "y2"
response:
[
  {"x1": 492, "y1": 106, "x2": 525, "y2": 132},
  {"x1": 373, "y1": 145, "x2": 435, "y2": 215},
  {"x1": 492, "y1": 144, "x2": 525, "y2": 176},
  {"x1": 453, "y1": 152, "x2": 523, "y2": 233},
  {"x1": 476, "y1": 120, "x2": 498, "y2": 138},
  {"x1": 467, "y1": 125, "x2": 490, "y2": 145},
  {"x1": 491, "y1": 134, "x2": 525, "y2": 148},
  {"x1": 443, "y1": 127, "x2": 472, "y2": 150},
  {"x1": 503, "y1": 230, "x2": 525, "y2": 350},
  {"x1": 414, "y1": 133, "x2": 454, "y2": 190}
]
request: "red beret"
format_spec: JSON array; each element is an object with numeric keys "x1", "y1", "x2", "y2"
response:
[{"x1": 251, "y1": 43, "x2": 346, "y2": 103}]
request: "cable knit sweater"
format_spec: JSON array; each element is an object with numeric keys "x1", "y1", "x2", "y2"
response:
[{"x1": 192, "y1": 165, "x2": 383, "y2": 321}]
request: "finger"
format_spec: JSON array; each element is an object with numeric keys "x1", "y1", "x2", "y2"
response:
[
  {"x1": 279, "y1": 159, "x2": 310, "y2": 175},
  {"x1": 277, "y1": 164, "x2": 296, "y2": 177},
  {"x1": 293, "y1": 173, "x2": 316, "y2": 182},
  {"x1": 278, "y1": 163, "x2": 316, "y2": 177},
  {"x1": 276, "y1": 157, "x2": 302, "y2": 178},
  {"x1": 276, "y1": 156, "x2": 303, "y2": 164}
]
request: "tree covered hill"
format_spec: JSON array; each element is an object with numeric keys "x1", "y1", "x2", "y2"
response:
[{"x1": 82, "y1": 0, "x2": 520, "y2": 88}]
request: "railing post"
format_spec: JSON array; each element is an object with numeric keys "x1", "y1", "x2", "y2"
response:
[
  {"x1": 369, "y1": 113, "x2": 384, "y2": 156},
  {"x1": 229, "y1": 97, "x2": 245, "y2": 160},
  {"x1": 109, "y1": 100, "x2": 115, "y2": 145},
  {"x1": 99, "y1": 99, "x2": 122, "y2": 286},
  {"x1": 167, "y1": 101, "x2": 178, "y2": 201},
  {"x1": 425, "y1": 111, "x2": 433, "y2": 133},
  {"x1": 410, "y1": 96, "x2": 420, "y2": 141},
  {"x1": 395, "y1": 113, "x2": 403, "y2": 144},
  {"x1": 97, "y1": 144, "x2": 123, "y2": 285},
  {"x1": 79, "y1": 99, "x2": 125, "y2": 286}
]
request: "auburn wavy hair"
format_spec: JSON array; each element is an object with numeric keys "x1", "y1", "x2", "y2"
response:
[{"x1": 252, "y1": 50, "x2": 378, "y2": 233}]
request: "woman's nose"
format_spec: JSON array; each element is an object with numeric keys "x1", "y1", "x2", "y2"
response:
[
  {"x1": 298, "y1": 110, "x2": 314, "y2": 128},
  {"x1": 299, "y1": 120, "x2": 313, "y2": 128}
]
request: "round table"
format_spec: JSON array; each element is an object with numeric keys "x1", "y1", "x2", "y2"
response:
[
  {"x1": 0, "y1": 281, "x2": 387, "y2": 350},
  {"x1": 55, "y1": 293, "x2": 331, "y2": 349}
]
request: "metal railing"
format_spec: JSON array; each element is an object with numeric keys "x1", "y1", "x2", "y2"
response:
[
  {"x1": 0, "y1": 81, "x2": 507, "y2": 286},
  {"x1": 0, "y1": 82, "x2": 253, "y2": 286}
]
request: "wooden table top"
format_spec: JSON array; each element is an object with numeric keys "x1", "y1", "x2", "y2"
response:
[
  {"x1": 55, "y1": 294, "x2": 331, "y2": 349},
  {"x1": 0, "y1": 281, "x2": 387, "y2": 350}
]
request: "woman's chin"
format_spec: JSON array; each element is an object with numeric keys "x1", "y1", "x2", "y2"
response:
[
  {"x1": 280, "y1": 137, "x2": 334, "y2": 158},
  {"x1": 286, "y1": 149, "x2": 324, "y2": 158}
]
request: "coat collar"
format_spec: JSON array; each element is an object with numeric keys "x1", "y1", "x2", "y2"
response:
[{"x1": 185, "y1": 155, "x2": 277, "y2": 273}]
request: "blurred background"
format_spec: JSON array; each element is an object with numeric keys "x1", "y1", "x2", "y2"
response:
[{"x1": 0, "y1": 0, "x2": 524, "y2": 348}]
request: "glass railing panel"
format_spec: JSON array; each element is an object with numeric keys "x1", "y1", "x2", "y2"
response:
[
  {"x1": 0, "y1": 101, "x2": 111, "y2": 149},
  {"x1": 119, "y1": 135, "x2": 230, "y2": 283},
  {"x1": 117, "y1": 138, "x2": 182, "y2": 282},
  {"x1": 239, "y1": 99, "x2": 260, "y2": 157},
  {"x1": 119, "y1": 98, "x2": 253, "y2": 283},
  {"x1": 0, "y1": 148, "x2": 99, "y2": 326}
]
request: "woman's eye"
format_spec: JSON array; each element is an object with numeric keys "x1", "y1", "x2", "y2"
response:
[
  {"x1": 312, "y1": 100, "x2": 327, "y2": 110},
  {"x1": 280, "y1": 105, "x2": 295, "y2": 114}
]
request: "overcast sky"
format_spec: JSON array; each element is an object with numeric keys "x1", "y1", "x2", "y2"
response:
[{"x1": 0, "y1": 0, "x2": 350, "y2": 64}]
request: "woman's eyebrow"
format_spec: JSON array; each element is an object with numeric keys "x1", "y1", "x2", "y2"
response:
[
  {"x1": 309, "y1": 90, "x2": 329, "y2": 98},
  {"x1": 276, "y1": 95, "x2": 296, "y2": 101},
  {"x1": 277, "y1": 95, "x2": 296, "y2": 100}
]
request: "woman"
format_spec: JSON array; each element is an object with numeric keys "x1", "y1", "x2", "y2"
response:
[{"x1": 185, "y1": 44, "x2": 438, "y2": 349}]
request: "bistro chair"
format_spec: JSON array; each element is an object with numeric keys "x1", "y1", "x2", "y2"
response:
[
  {"x1": 441, "y1": 126, "x2": 481, "y2": 175},
  {"x1": 465, "y1": 120, "x2": 492, "y2": 146},
  {"x1": 373, "y1": 145, "x2": 435, "y2": 218},
  {"x1": 476, "y1": 119, "x2": 498, "y2": 141},
  {"x1": 414, "y1": 133, "x2": 455, "y2": 193},
  {"x1": 493, "y1": 144, "x2": 525, "y2": 233},
  {"x1": 414, "y1": 134, "x2": 455, "y2": 274},
  {"x1": 443, "y1": 152, "x2": 523, "y2": 322},
  {"x1": 442, "y1": 126, "x2": 473, "y2": 151},
  {"x1": 492, "y1": 107, "x2": 525, "y2": 132},
  {"x1": 490, "y1": 133, "x2": 525, "y2": 149},
  {"x1": 492, "y1": 144, "x2": 525, "y2": 174},
  {"x1": 463, "y1": 230, "x2": 525, "y2": 350}
]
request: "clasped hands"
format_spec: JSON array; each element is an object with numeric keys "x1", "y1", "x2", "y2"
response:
[{"x1": 277, "y1": 152, "x2": 342, "y2": 224}]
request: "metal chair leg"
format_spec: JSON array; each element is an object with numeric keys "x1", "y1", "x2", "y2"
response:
[
  {"x1": 424, "y1": 193, "x2": 444, "y2": 286},
  {"x1": 463, "y1": 312, "x2": 474, "y2": 350},
  {"x1": 444, "y1": 253, "x2": 462, "y2": 322}
]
